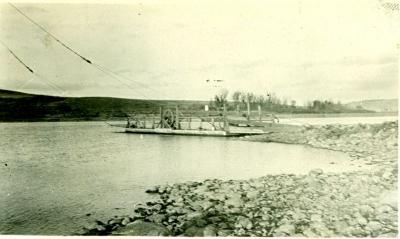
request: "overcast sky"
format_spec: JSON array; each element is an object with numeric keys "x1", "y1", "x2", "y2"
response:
[{"x1": 0, "y1": 0, "x2": 398, "y2": 103}]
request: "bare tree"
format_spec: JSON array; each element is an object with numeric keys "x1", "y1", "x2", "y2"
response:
[
  {"x1": 282, "y1": 98, "x2": 288, "y2": 108},
  {"x1": 214, "y1": 89, "x2": 229, "y2": 109},
  {"x1": 247, "y1": 92, "x2": 256, "y2": 104},
  {"x1": 256, "y1": 95, "x2": 265, "y2": 104},
  {"x1": 232, "y1": 91, "x2": 242, "y2": 112},
  {"x1": 232, "y1": 91, "x2": 241, "y2": 102},
  {"x1": 240, "y1": 91, "x2": 247, "y2": 104},
  {"x1": 291, "y1": 100, "x2": 296, "y2": 108}
]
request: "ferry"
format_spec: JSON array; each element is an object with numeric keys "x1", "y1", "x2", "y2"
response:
[{"x1": 122, "y1": 105, "x2": 266, "y2": 137}]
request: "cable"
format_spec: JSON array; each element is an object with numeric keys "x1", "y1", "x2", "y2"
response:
[
  {"x1": 91, "y1": 63, "x2": 149, "y2": 99},
  {"x1": 0, "y1": 40, "x2": 34, "y2": 73},
  {"x1": 34, "y1": 72, "x2": 67, "y2": 94},
  {"x1": 9, "y1": 3, "x2": 92, "y2": 64},
  {"x1": 93, "y1": 63, "x2": 166, "y2": 96},
  {"x1": 1, "y1": 40, "x2": 68, "y2": 94},
  {"x1": 9, "y1": 3, "x2": 167, "y2": 99}
]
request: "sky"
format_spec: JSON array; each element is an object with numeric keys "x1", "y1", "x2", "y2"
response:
[{"x1": 0, "y1": 0, "x2": 399, "y2": 104}]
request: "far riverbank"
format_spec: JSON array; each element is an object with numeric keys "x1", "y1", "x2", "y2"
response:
[{"x1": 0, "y1": 111, "x2": 396, "y2": 123}]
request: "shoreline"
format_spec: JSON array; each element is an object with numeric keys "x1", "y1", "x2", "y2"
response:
[
  {"x1": 82, "y1": 121, "x2": 398, "y2": 237},
  {"x1": 0, "y1": 112, "x2": 396, "y2": 123}
]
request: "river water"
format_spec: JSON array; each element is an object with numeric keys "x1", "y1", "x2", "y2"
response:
[{"x1": 0, "y1": 121, "x2": 371, "y2": 235}]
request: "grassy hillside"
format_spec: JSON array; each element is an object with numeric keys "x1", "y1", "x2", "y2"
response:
[
  {"x1": 0, "y1": 89, "x2": 209, "y2": 122},
  {"x1": 345, "y1": 99, "x2": 398, "y2": 112}
]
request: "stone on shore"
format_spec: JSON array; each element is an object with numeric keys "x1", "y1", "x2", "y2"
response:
[{"x1": 111, "y1": 221, "x2": 170, "y2": 236}]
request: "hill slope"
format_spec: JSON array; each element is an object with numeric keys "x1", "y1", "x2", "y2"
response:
[
  {"x1": 0, "y1": 89, "x2": 208, "y2": 121},
  {"x1": 345, "y1": 99, "x2": 398, "y2": 112}
]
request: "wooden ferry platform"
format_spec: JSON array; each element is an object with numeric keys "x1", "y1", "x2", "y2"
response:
[
  {"x1": 124, "y1": 127, "x2": 265, "y2": 137},
  {"x1": 122, "y1": 105, "x2": 267, "y2": 137}
]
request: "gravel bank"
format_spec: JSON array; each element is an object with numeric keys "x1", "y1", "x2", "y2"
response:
[
  {"x1": 83, "y1": 121, "x2": 398, "y2": 237},
  {"x1": 245, "y1": 121, "x2": 397, "y2": 170}
]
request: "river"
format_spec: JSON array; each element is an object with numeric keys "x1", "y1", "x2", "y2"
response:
[{"x1": 0, "y1": 121, "x2": 374, "y2": 235}]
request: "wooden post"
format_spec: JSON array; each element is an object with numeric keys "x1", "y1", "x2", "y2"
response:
[
  {"x1": 258, "y1": 104, "x2": 262, "y2": 122},
  {"x1": 199, "y1": 118, "x2": 203, "y2": 129},
  {"x1": 188, "y1": 116, "x2": 191, "y2": 130},
  {"x1": 160, "y1": 107, "x2": 164, "y2": 128},
  {"x1": 211, "y1": 117, "x2": 215, "y2": 131},
  {"x1": 175, "y1": 105, "x2": 180, "y2": 129},
  {"x1": 246, "y1": 97, "x2": 250, "y2": 121},
  {"x1": 152, "y1": 116, "x2": 155, "y2": 129},
  {"x1": 223, "y1": 103, "x2": 229, "y2": 132}
]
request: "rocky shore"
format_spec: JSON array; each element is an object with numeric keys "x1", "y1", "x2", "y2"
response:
[
  {"x1": 246, "y1": 121, "x2": 398, "y2": 169},
  {"x1": 83, "y1": 121, "x2": 398, "y2": 237}
]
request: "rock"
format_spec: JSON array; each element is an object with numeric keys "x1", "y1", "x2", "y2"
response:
[
  {"x1": 121, "y1": 217, "x2": 131, "y2": 226},
  {"x1": 235, "y1": 216, "x2": 252, "y2": 230},
  {"x1": 209, "y1": 193, "x2": 225, "y2": 201},
  {"x1": 207, "y1": 216, "x2": 222, "y2": 224},
  {"x1": 382, "y1": 171, "x2": 393, "y2": 180},
  {"x1": 194, "y1": 218, "x2": 208, "y2": 227},
  {"x1": 246, "y1": 190, "x2": 259, "y2": 199},
  {"x1": 148, "y1": 214, "x2": 166, "y2": 224},
  {"x1": 273, "y1": 224, "x2": 295, "y2": 236},
  {"x1": 308, "y1": 168, "x2": 324, "y2": 177},
  {"x1": 365, "y1": 221, "x2": 383, "y2": 236},
  {"x1": 108, "y1": 218, "x2": 122, "y2": 225},
  {"x1": 349, "y1": 225, "x2": 368, "y2": 237},
  {"x1": 224, "y1": 197, "x2": 243, "y2": 209},
  {"x1": 376, "y1": 205, "x2": 393, "y2": 214},
  {"x1": 186, "y1": 201, "x2": 204, "y2": 211},
  {"x1": 310, "y1": 214, "x2": 322, "y2": 222},
  {"x1": 356, "y1": 216, "x2": 368, "y2": 226},
  {"x1": 111, "y1": 221, "x2": 170, "y2": 236},
  {"x1": 184, "y1": 226, "x2": 205, "y2": 237},
  {"x1": 203, "y1": 225, "x2": 217, "y2": 236},
  {"x1": 302, "y1": 228, "x2": 318, "y2": 237},
  {"x1": 377, "y1": 232, "x2": 398, "y2": 237},
  {"x1": 292, "y1": 211, "x2": 307, "y2": 221},
  {"x1": 186, "y1": 211, "x2": 203, "y2": 220},
  {"x1": 217, "y1": 229, "x2": 232, "y2": 236},
  {"x1": 145, "y1": 187, "x2": 159, "y2": 194},
  {"x1": 379, "y1": 191, "x2": 398, "y2": 210},
  {"x1": 151, "y1": 203, "x2": 163, "y2": 211},
  {"x1": 359, "y1": 204, "x2": 374, "y2": 217},
  {"x1": 310, "y1": 222, "x2": 334, "y2": 237},
  {"x1": 332, "y1": 220, "x2": 349, "y2": 233},
  {"x1": 216, "y1": 222, "x2": 229, "y2": 229},
  {"x1": 95, "y1": 225, "x2": 106, "y2": 232},
  {"x1": 167, "y1": 215, "x2": 177, "y2": 223}
]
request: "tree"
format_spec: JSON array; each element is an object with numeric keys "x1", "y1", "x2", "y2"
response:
[
  {"x1": 232, "y1": 91, "x2": 242, "y2": 103},
  {"x1": 232, "y1": 91, "x2": 242, "y2": 112},
  {"x1": 255, "y1": 95, "x2": 265, "y2": 105},
  {"x1": 290, "y1": 100, "x2": 296, "y2": 108},
  {"x1": 269, "y1": 93, "x2": 278, "y2": 105},
  {"x1": 247, "y1": 92, "x2": 256, "y2": 104},
  {"x1": 240, "y1": 91, "x2": 247, "y2": 104},
  {"x1": 282, "y1": 98, "x2": 288, "y2": 107},
  {"x1": 242, "y1": 92, "x2": 255, "y2": 120},
  {"x1": 214, "y1": 89, "x2": 229, "y2": 109}
]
